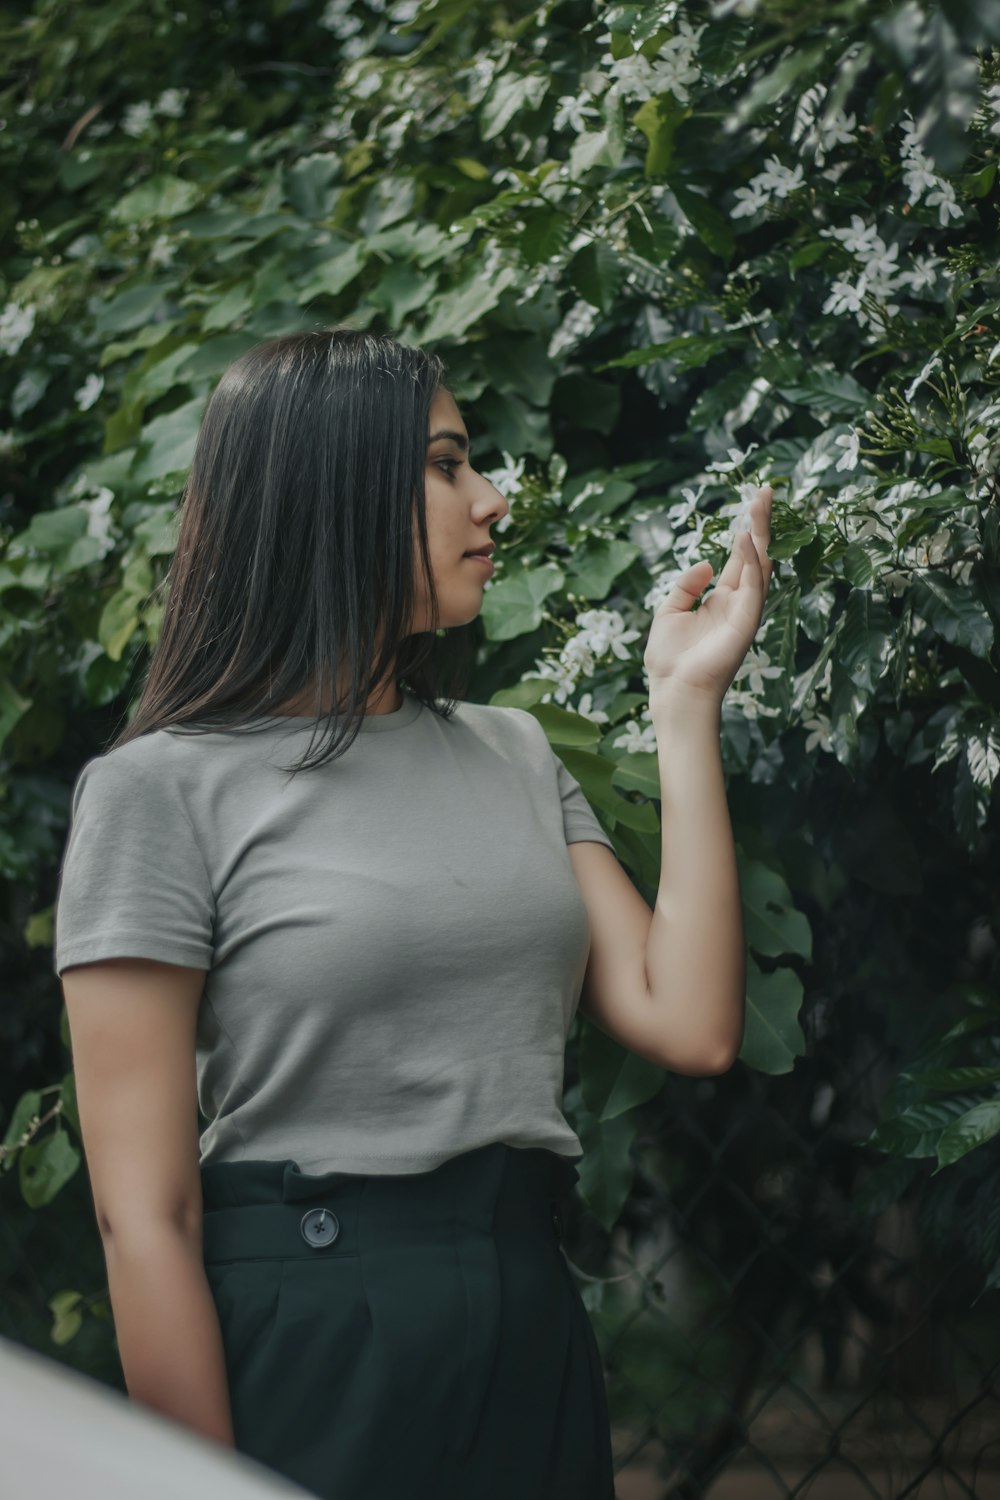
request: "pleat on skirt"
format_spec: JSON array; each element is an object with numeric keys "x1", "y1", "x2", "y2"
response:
[{"x1": 199, "y1": 1141, "x2": 616, "y2": 1500}]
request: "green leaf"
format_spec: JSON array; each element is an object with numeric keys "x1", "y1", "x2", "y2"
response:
[
  {"x1": 633, "y1": 95, "x2": 688, "y2": 177},
  {"x1": 479, "y1": 562, "x2": 564, "y2": 640},
  {"x1": 575, "y1": 1109, "x2": 638, "y2": 1230},
  {"x1": 131, "y1": 394, "x2": 206, "y2": 483},
  {"x1": 739, "y1": 858, "x2": 813, "y2": 961},
  {"x1": 109, "y1": 174, "x2": 201, "y2": 223},
  {"x1": 529, "y1": 703, "x2": 603, "y2": 745},
  {"x1": 738, "y1": 956, "x2": 806, "y2": 1075},
  {"x1": 611, "y1": 751, "x2": 660, "y2": 799},
  {"x1": 788, "y1": 241, "x2": 832, "y2": 271},
  {"x1": 579, "y1": 1020, "x2": 666, "y2": 1122},
  {"x1": 489, "y1": 680, "x2": 550, "y2": 710},
  {"x1": 369, "y1": 261, "x2": 436, "y2": 324},
  {"x1": 565, "y1": 537, "x2": 641, "y2": 600},
  {"x1": 770, "y1": 366, "x2": 871, "y2": 417},
  {"x1": 668, "y1": 182, "x2": 734, "y2": 259},
  {"x1": 935, "y1": 1098, "x2": 1000, "y2": 1168},
  {"x1": 94, "y1": 282, "x2": 173, "y2": 337},
  {"x1": 596, "y1": 332, "x2": 735, "y2": 372},
  {"x1": 556, "y1": 746, "x2": 658, "y2": 831},
  {"x1": 59, "y1": 1071, "x2": 81, "y2": 1139},
  {"x1": 907, "y1": 1066, "x2": 1000, "y2": 1091},
  {"x1": 912, "y1": 571, "x2": 995, "y2": 659},
  {"x1": 2, "y1": 1089, "x2": 42, "y2": 1168},
  {"x1": 867, "y1": 1093, "x2": 988, "y2": 1158},
  {"x1": 297, "y1": 241, "x2": 368, "y2": 301},
  {"x1": 19, "y1": 1130, "x2": 81, "y2": 1208},
  {"x1": 726, "y1": 40, "x2": 830, "y2": 130},
  {"x1": 839, "y1": 588, "x2": 896, "y2": 693},
  {"x1": 519, "y1": 209, "x2": 571, "y2": 268},
  {"x1": 568, "y1": 129, "x2": 616, "y2": 175},
  {"x1": 50, "y1": 1290, "x2": 84, "y2": 1346},
  {"x1": 419, "y1": 262, "x2": 517, "y2": 343},
  {"x1": 283, "y1": 153, "x2": 340, "y2": 219},
  {"x1": 201, "y1": 283, "x2": 254, "y2": 333},
  {"x1": 569, "y1": 240, "x2": 628, "y2": 313},
  {"x1": 479, "y1": 71, "x2": 549, "y2": 141}
]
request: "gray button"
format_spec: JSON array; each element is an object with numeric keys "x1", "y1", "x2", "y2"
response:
[
  {"x1": 300, "y1": 1207, "x2": 340, "y2": 1248},
  {"x1": 551, "y1": 1202, "x2": 564, "y2": 1241}
]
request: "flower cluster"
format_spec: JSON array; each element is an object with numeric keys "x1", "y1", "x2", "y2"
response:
[
  {"x1": 0, "y1": 301, "x2": 35, "y2": 356},
  {"x1": 526, "y1": 608, "x2": 642, "y2": 707},
  {"x1": 120, "y1": 88, "x2": 189, "y2": 137},
  {"x1": 900, "y1": 114, "x2": 963, "y2": 227},
  {"x1": 819, "y1": 216, "x2": 904, "y2": 330},
  {"x1": 598, "y1": 17, "x2": 705, "y2": 105},
  {"x1": 790, "y1": 83, "x2": 857, "y2": 167},
  {"x1": 730, "y1": 156, "x2": 806, "y2": 219},
  {"x1": 480, "y1": 452, "x2": 526, "y2": 537}
]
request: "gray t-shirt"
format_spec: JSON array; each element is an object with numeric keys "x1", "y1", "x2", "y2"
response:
[{"x1": 53, "y1": 690, "x2": 615, "y2": 1175}]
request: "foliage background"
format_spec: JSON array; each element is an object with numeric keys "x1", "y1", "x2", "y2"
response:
[{"x1": 2, "y1": 0, "x2": 999, "y2": 1485}]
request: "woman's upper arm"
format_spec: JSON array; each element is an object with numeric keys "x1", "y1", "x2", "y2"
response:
[{"x1": 60, "y1": 957, "x2": 206, "y2": 1240}]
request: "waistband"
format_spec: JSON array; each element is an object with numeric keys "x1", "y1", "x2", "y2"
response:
[{"x1": 199, "y1": 1143, "x2": 580, "y2": 1264}]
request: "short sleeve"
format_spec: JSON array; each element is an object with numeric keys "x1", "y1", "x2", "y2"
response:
[
  {"x1": 53, "y1": 752, "x2": 215, "y2": 978},
  {"x1": 553, "y1": 753, "x2": 616, "y2": 851}
]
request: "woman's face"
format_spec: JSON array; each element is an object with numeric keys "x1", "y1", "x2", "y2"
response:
[{"x1": 411, "y1": 386, "x2": 510, "y2": 632}]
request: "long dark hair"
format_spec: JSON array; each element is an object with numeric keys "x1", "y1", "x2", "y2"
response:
[{"x1": 107, "y1": 326, "x2": 478, "y2": 773}]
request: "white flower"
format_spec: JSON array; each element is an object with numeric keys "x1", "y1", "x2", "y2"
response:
[
  {"x1": 648, "y1": 20, "x2": 705, "y2": 105},
  {"x1": 820, "y1": 214, "x2": 885, "y2": 257},
  {"x1": 553, "y1": 95, "x2": 600, "y2": 133},
  {"x1": 899, "y1": 112, "x2": 963, "y2": 226},
  {"x1": 524, "y1": 660, "x2": 578, "y2": 706},
  {"x1": 756, "y1": 155, "x2": 805, "y2": 198},
  {"x1": 149, "y1": 232, "x2": 177, "y2": 268},
  {"x1": 897, "y1": 254, "x2": 943, "y2": 294},
  {"x1": 0, "y1": 301, "x2": 35, "y2": 356},
  {"x1": 121, "y1": 101, "x2": 154, "y2": 136},
  {"x1": 154, "y1": 87, "x2": 188, "y2": 117},
  {"x1": 925, "y1": 180, "x2": 962, "y2": 227},
  {"x1": 74, "y1": 373, "x2": 104, "y2": 411},
  {"x1": 730, "y1": 182, "x2": 770, "y2": 219},
  {"x1": 705, "y1": 444, "x2": 757, "y2": 475},
  {"x1": 834, "y1": 430, "x2": 861, "y2": 472},
  {"x1": 823, "y1": 274, "x2": 867, "y2": 319},
  {"x1": 319, "y1": 0, "x2": 362, "y2": 32},
  {"x1": 733, "y1": 645, "x2": 783, "y2": 696},
  {"x1": 791, "y1": 87, "x2": 855, "y2": 165},
  {"x1": 984, "y1": 81, "x2": 1000, "y2": 136},
  {"x1": 802, "y1": 712, "x2": 834, "y2": 753},
  {"x1": 574, "y1": 607, "x2": 642, "y2": 661},
  {"x1": 904, "y1": 351, "x2": 943, "y2": 401},
  {"x1": 669, "y1": 484, "x2": 706, "y2": 526},
  {"x1": 574, "y1": 692, "x2": 609, "y2": 726},
  {"x1": 610, "y1": 710, "x2": 657, "y2": 753},
  {"x1": 482, "y1": 451, "x2": 526, "y2": 499},
  {"x1": 80, "y1": 487, "x2": 116, "y2": 549}
]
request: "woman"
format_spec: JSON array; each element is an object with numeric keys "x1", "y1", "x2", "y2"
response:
[{"x1": 54, "y1": 327, "x2": 624, "y2": 1500}]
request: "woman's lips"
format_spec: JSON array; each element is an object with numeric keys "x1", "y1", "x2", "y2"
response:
[{"x1": 463, "y1": 554, "x2": 495, "y2": 576}]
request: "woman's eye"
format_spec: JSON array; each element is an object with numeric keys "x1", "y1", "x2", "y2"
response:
[{"x1": 436, "y1": 458, "x2": 462, "y2": 478}]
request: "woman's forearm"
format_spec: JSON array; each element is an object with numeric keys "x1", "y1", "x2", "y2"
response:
[
  {"x1": 101, "y1": 1223, "x2": 235, "y2": 1448},
  {"x1": 644, "y1": 685, "x2": 747, "y2": 1070}
]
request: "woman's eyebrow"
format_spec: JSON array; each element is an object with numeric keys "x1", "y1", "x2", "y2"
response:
[{"x1": 427, "y1": 429, "x2": 470, "y2": 451}]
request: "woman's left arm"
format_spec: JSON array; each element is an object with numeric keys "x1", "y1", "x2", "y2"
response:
[{"x1": 571, "y1": 484, "x2": 774, "y2": 1074}]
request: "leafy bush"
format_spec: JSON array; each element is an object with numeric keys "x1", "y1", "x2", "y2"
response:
[{"x1": 2, "y1": 0, "x2": 998, "y2": 1412}]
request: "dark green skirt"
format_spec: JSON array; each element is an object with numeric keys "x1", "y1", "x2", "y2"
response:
[{"x1": 200, "y1": 1142, "x2": 616, "y2": 1500}]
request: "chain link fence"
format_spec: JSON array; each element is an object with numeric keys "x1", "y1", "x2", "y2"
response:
[{"x1": 566, "y1": 1042, "x2": 1000, "y2": 1499}]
